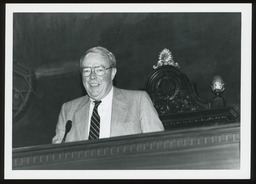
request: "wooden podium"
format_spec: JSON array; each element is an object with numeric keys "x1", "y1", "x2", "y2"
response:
[{"x1": 13, "y1": 123, "x2": 240, "y2": 170}]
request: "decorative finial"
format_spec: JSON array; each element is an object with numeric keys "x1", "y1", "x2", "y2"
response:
[
  {"x1": 210, "y1": 75, "x2": 226, "y2": 108},
  {"x1": 153, "y1": 48, "x2": 180, "y2": 69},
  {"x1": 210, "y1": 75, "x2": 225, "y2": 95}
]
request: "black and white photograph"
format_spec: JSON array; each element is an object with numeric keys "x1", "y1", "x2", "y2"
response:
[{"x1": 5, "y1": 3, "x2": 252, "y2": 179}]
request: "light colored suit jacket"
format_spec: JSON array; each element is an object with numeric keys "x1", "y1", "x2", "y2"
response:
[{"x1": 52, "y1": 87, "x2": 164, "y2": 143}]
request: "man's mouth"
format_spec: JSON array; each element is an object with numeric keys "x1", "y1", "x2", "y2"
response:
[{"x1": 90, "y1": 83, "x2": 100, "y2": 87}]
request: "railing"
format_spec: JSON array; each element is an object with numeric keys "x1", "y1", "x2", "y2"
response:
[{"x1": 13, "y1": 123, "x2": 240, "y2": 170}]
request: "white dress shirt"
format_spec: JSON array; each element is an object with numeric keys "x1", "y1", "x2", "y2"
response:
[{"x1": 88, "y1": 87, "x2": 113, "y2": 139}]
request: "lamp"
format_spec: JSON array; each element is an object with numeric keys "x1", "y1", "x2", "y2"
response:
[{"x1": 210, "y1": 75, "x2": 226, "y2": 109}]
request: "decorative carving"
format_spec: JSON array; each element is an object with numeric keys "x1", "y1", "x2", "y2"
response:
[
  {"x1": 13, "y1": 63, "x2": 35, "y2": 121},
  {"x1": 147, "y1": 56, "x2": 239, "y2": 130},
  {"x1": 153, "y1": 48, "x2": 180, "y2": 69},
  {"x1": 13, "y1": 124, "x2": 240, "y2": 169},
  {"x1": 147, "y1": 65, "x2": 209, "y2": 116},
  {"x1": 161, "y1": 107, "x2": 239, "y2": 129}
]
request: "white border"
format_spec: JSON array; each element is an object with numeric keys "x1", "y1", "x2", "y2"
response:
[
  {"x1": 5, "y1": 3, "x2": 252, "y2": 13},
  {"x1": 5, "y1": 3, "x2": 252, "y2": 179}
]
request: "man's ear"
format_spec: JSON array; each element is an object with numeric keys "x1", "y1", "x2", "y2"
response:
[{"x1": 111, "y1": 68, "x2": 117, "y2": 80}]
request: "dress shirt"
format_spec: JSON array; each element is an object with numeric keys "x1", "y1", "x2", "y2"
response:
[{"x1": 88, "y1": 87, "x2": 113, "y2": 139}]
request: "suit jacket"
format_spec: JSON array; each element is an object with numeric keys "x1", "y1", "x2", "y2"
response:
[{"x1": 52, "y1": 87, "x2": 164, "y2": 143}]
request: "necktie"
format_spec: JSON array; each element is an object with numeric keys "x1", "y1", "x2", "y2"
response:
[{"x1": 88, "y1": 100, "x2": 102, "y2": 140}]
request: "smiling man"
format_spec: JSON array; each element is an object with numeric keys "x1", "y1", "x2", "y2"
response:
[{"x1": 52, "y1": 46, "x2": 164, "y2": 143}]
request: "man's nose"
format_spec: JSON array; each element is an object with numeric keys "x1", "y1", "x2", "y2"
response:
[{"x1": 90, "y1": 70, "x2": 97, "y2": 79}]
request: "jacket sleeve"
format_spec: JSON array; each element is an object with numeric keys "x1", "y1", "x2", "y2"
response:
[
  {"x1": 139, "y1": 91, "x2": 165, "y2": 133},
  {"x1": 52, "y1": 103, "x2": 67, "y2": 144}
]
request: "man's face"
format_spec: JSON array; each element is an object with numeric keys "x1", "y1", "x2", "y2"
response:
[{"x1": 81, "y1": 53, "x2": 116, "y2": 101}]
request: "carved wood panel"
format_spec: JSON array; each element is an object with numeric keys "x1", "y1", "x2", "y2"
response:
[
  {"x1": 146, "y1": 66, "x2": 209, "y2": 116},
  {"x1": 13, "y1": 123, "x2": 240, "y2": 170}
]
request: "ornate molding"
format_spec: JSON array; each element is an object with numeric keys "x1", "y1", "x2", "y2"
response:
[
  {"x1": 13, "y1": 123, "x2": 240, "y2": 169},
  {"x1": 146, "y1": 66, "x2": 209, "y2": 117},
  {"x1": 153, "y1": 48, "x2": 180, "y2": 69}
]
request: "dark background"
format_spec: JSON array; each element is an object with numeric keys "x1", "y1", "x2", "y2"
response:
[{"x1": 12, "y1": 13, "x2": 241, "y2": 148}]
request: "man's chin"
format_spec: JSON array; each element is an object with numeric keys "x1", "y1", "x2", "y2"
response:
[{"x1": 88, "y1": 92, "x2": 102, "y2": 100}]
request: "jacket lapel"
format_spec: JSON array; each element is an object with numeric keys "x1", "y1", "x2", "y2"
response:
[
  {"x1": 110, "y1": 87, "x2": 128, "y2": 137},
  {"x1": 74, "y1": 96, "x2": 90, "y2": 140}
]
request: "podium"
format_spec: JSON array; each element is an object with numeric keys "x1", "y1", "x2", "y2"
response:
[{"x1": 13, "y1": 123, "x2": 240, "y2": 170}]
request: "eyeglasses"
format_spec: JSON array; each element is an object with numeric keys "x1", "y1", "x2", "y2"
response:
[{"x1": 81, "y1": 66, "x2": 113, "y2": 77}]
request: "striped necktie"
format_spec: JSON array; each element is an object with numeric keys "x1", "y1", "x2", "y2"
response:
[{"x1": 88, "y1": 100, "x2": 102, "y2": 140}]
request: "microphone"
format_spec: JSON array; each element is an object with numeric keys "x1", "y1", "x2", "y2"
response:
[{"x1": 61, "y1": 120, "x2": 72, "y2": 143}]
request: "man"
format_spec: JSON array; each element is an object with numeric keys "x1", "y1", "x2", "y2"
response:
[{"x1": 52, "y1": 46, "x2": 164, "y2": 143}]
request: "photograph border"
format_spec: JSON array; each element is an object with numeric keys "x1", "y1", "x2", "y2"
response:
[{"x1": 4, "y1": 3, "x2": 252, "y2": 179}]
